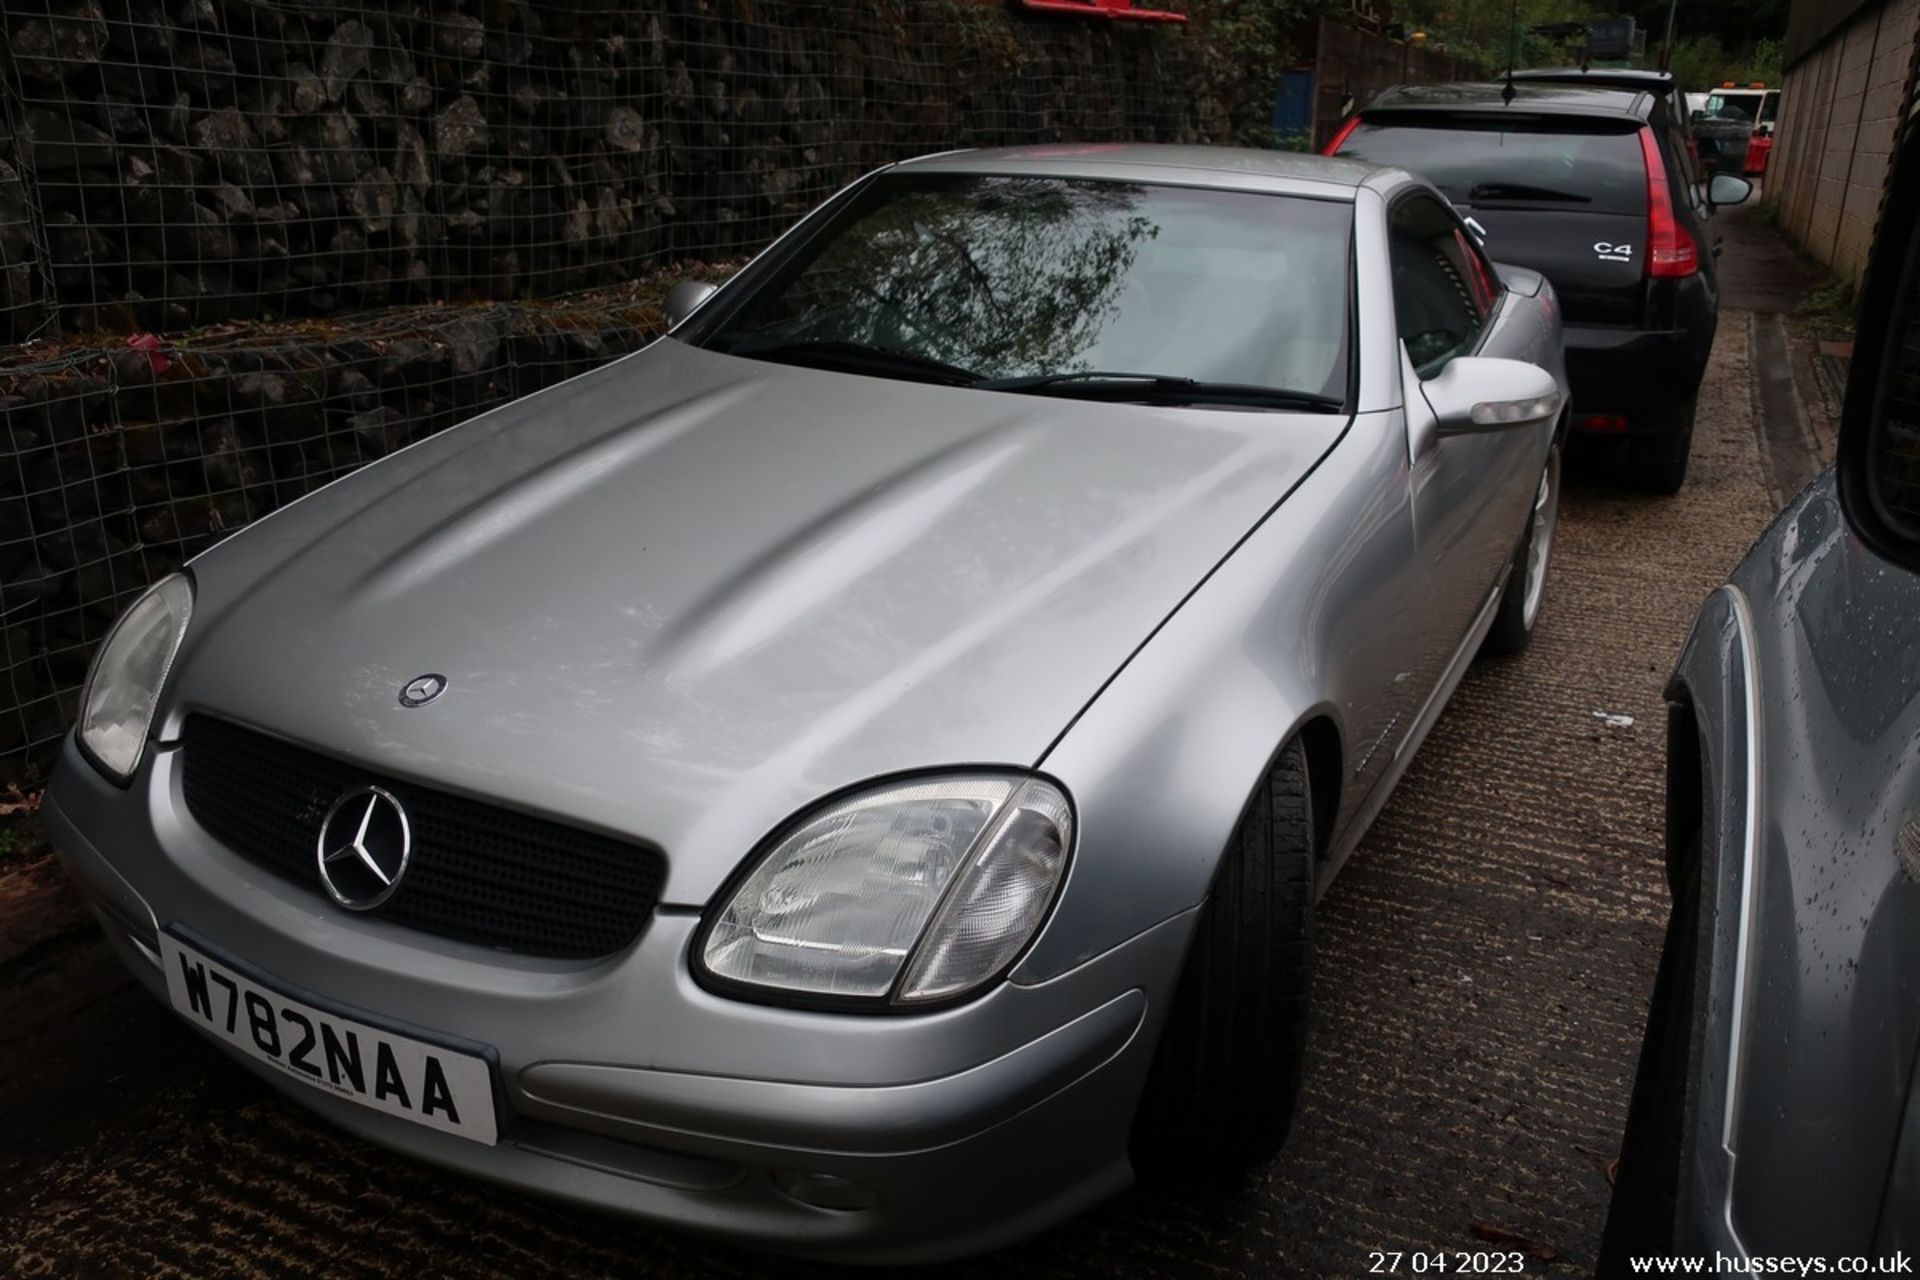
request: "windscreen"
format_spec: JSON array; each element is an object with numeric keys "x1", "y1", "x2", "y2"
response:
[
  {"x1": 700, "y1": 173, "x2": 1354, "y2": 402},
  {"x1": 1703, "y1": 92, "x2": 1763, "y2": 124},
  {"x1": 1338, "y1": 119, "x2": 1647, "y2": 215}
]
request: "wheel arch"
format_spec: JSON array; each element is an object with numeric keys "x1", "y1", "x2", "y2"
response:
[
  {"x1": 1663, "y1": 678, "x2": 1707, "y2": 895},
  {"x1": 1295, "y1": 713, "x2": 1342, "y2": 861}
]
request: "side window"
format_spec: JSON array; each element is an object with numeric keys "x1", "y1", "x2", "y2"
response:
[
  {"x1": 1388, "y1": 196, "x2": 1489, "y2": 376},
  {"x1": 1660, "y1": 111, "x2": 1707, "y2": 217}
]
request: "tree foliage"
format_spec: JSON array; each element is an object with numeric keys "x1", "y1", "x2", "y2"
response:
[{"x1": 1375, "y1": 0, "x2": 1788, "y2": 76}]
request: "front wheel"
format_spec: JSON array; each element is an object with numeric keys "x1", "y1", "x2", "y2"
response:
[
  {"x1": 1131, "y1": 740, "x2": 1315, "y2": 1176},
  {"x1": 1483, "y1": 442, "x2": 1562, "y2": 656}
]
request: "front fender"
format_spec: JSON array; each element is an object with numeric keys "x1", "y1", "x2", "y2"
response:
[
  {"x1": 1015, "y1": 409, "x2": 1416, "y2": 983},
  {"x1": 1676, "y1": 475, "x2": 1920, "y2": 1255}
]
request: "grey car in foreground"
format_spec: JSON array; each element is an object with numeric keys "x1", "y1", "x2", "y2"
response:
[
  {"x1": 49, "y1": 146, "x2": 1567, "y2": 1261},
  {"x1": 1600, "y1": 121, "x2": 1920, "y2": 1268}
]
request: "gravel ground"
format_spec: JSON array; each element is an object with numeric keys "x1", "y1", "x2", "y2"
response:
[{"x1": 0, "y1": 206, "x2": 1815, "y2": 1279}]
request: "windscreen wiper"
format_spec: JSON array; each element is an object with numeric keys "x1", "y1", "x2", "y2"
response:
[
  {"x1": 1466, "y1": 182, "x2": 1592, "y2": 203},
  {"x1": 718, "y1": 337, "x2": 982, "y2": 386},
  {"x1": 977, "y1": 370, "x2": 1345, "y2": 412}
]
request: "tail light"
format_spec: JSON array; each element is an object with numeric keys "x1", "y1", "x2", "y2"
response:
[
  {"x1": 1323, "y1": 116, "x2": 1361, "y2": 156},
  {"x1": 1638, "y1": 127, "x2": 1697, "y2": 278}
]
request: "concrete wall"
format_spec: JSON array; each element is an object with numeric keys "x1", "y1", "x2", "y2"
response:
[{"x1": 1771, "y1": 0, "x2": 1920, "y2": 282}]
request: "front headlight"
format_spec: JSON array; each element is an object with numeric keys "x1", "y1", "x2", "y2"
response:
[
  {"x1": 77, "y1": 573, "x2": 193, "y2": 783},
  {"x1": 698, "y1": 774, "x2": 1072, "y2": 1009}
]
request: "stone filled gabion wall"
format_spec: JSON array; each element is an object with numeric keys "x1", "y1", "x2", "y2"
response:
[{"x1": 0, "y1": 0, "x2": 1241, "y2": 771}]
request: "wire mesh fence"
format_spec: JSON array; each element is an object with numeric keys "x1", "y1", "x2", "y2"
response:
[
  {"x1": 0, "y1": 0, "x2": 1248, "y2": 772},
  {"x1": 1, "y1": 0, "x2": 1228, "y2": 336},
  {"x1": 0, "y1": 267, "x2": 740, "y2": 759}
]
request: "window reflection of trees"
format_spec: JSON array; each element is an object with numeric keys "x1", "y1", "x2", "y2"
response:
[{"x1": 769, "y1": 179, "x2": 1159, "y2": 377}]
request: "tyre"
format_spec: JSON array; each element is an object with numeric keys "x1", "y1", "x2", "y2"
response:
[
  {"x1": 1598, "y1": 832, "x2": 1705, "y2": 1267},
  {"x1": 1625, "y1": 397, "x2": 1698, "y2": 494},
  {"x1": 1131, "y1": 740, "x2": 1315, "y2": 1176},
  {"x1": 1483, "y1": 442, "x2": 1562, "y2": 656}
]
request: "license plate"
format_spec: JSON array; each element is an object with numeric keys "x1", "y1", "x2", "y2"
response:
[{"x1": 160, "y1": 931, "x2": 499, "y2": 1145}]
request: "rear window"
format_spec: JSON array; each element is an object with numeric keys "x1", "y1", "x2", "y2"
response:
[{"x1": 1337, "y1": 118, "x2": 1647, "y2": 215}]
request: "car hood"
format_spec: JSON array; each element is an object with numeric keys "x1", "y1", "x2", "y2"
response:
[{"x1": 169, "y1": 339, "x2": 1347, "y2": 904}]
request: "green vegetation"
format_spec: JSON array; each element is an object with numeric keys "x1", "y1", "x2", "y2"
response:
[
  {"x1": 1664, "y1": 34, "x2": 1783, "y2": 94},
  {"x1": 1354, "y1": 0, "x2": 1786, "y2": 82},
  {"x1": 1801, "y1": 276, "x2": 1859, "y2": 335},
  {"x1": 0, "y1": 802, "x2": 46, "y2": 871}
]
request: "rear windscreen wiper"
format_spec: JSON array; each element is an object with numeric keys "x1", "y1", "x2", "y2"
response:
[
  {"x1": 977, "y1": 370, "x2": 1345, "y2": 412},
  {"x1": 1466, "y1": 182, "x2": 1593, "y2": 203},
  {"x1": 718, "y1": 337, "x2": 982, "y2": 386}
]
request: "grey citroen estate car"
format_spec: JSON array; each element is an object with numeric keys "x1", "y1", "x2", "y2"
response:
[
  {"x1": 48, "y1": 146, "x2": 1568, "y2": 1261},
  {"x1": 1600, "y1": 120, "x2": 1920, "y2": 1266}
]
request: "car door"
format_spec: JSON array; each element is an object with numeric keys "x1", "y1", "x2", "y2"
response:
[{"x1": 1391, "y1": 193, "x2": 1541, "y2": 700}]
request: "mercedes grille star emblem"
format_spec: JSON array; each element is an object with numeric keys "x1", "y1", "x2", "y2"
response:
[
  {"x1": 316, "y1": 786, "x2": 412, "y2": 910},
  {"x1": 399, "y1": 673, "x2": 447, "y2": 707}
]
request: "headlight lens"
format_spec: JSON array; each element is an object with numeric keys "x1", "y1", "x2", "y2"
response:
[
  {"x1": 700, "y1": 775, "x2": 1072, "y2": 1007},
  {"x1": 78, "y1": 573, "x2": 193, "y2": 782}
]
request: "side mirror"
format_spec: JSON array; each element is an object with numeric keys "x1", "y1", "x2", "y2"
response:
[
  {"x1": 1422, "y1": 356, "x2": 1563, "y2": 437},
  {"x1": 1708, "y1": 173, "x2": 1753, "y2": 207},
  {"x1": 664, "y1": 279, "x2": 718, "y2": 329}
]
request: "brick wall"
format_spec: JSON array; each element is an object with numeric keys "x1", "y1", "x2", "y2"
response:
[{"x1": 1771, "y1": 0, "x2": 1920, "y2": 282}]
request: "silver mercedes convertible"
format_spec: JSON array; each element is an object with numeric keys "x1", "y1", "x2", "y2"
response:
[{"x1": 48, "y1": 146, "x2": 1568, "y2": 1262}]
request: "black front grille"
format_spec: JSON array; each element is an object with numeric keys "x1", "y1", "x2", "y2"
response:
[{"x1": 180, "y1": 715, "x2": 665, "y2": 959}]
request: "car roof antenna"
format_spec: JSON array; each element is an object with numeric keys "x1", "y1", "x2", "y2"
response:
[{"x1": 1501, "y1": 0, "x2": 1520, "y2": 103}]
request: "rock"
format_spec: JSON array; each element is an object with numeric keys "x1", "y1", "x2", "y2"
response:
[
  {"x1": 399, "y1": 77, "x2": 435, "y2": 115},
  {"x1": 348, "y1": 167, "x2": 399, "y2": 233},
  {"x1": 604, "y1": 106, "x2": 647, "y2": 153},
  {"x1": 436, "y1": 314, "x2": 500, "y2": 375},
  {"x1": 347, "y1": 405, "x2": 406, "y2": 452},
  {"x1": 21, "y1": 110, "x2": 116, "y2": 171},
  {"x1": 433, "y1": 12, "x2": 486, "y2": 61},
  {"x1": 287, "y1": 63, "x2": 327, "y2": 115},
  {"x1": 350, "y1": 79, "x2": 393, "y2": 120},
  {"x1": 189, "y1": 106, "x2": 272, "y2": 188},
  {"x1": 201, "y1": 418, "x2": 264, "y2": 491},
  {"x1": 313, "y1": 113, "x2": 368, "y2": 184},
  {"x1": 433, "y1": 95, "x2": 489, "y2": 158},
  {"x1": 395, "y1": 124, "x2": 432, "y2": 193},
  {"x1": 178, "y1": 203, "x2": 237, "y2": 259},
  {"x1": 209, "y1": 183, "x2": 255, "y2": 221},
  {"x1": 150, "y1": 92, "x2": 191, "y2": 145},
  {"x1": 174, "y1": 35, "x2": 238, "y2": 91},
  {"x1": 9, "y1": 2, "x2": 109, "y2": 84},
  {"x1": 321, "y1": 19, "x2": 373, "y2": 101},
  {"x1": 173, "y1": 0, "x2": 217, "y2": 29},
  {"x1": 329, "y1": 366, "x2": 378, "y2": 411},
  {"x1": 232, "y1": 371, "x2": 287, "y2": 407},
  {"x1": 189, "y1": 105, "x2": 256, "y2": 160}
]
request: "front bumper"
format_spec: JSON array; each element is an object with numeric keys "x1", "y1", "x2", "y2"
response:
[{"x1": 45, "y1": 733, "x2": 1184, "y2": 1263}]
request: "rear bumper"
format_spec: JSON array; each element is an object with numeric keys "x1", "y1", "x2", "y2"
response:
[
  {"x1": 1563, "y1": 322, "x2": 1712, "y2": 434},
  {"x1": 45, "y1": 732, "x2": 1182, "y2": 1262}
]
